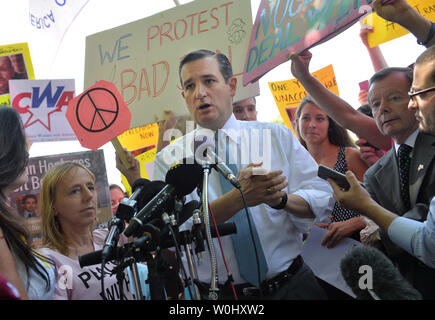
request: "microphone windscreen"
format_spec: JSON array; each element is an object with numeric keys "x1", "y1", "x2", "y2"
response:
[
  {"x1": 131, "y1": 178, "x2": 151, "y2": 193},
  {"x1": 179, "y1": 200, "x2": 200, "y2": 226},
  {"x1": 165, "y1": 161, "x2": 203, "y2": 197},
  {"x1": 340, "y1": 246, "x2": 422, "y2": 300},
  {"x1": 135, "y1": 180, "x2": 167, "y2": 210}
]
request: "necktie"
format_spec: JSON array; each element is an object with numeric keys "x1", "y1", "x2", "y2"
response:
[
  {"x1": 215, "y1": 131, "x2": 268, "y2": 287},
  {"x1": 397, "y1": 144, "x2": 412, "y2": 210}
]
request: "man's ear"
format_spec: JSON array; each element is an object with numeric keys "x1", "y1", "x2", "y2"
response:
[{"x1": 228, "y1": 77, "x2": 237, "y2": 97}]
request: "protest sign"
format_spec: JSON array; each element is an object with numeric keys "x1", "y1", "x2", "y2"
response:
[
  {"x1": 8, "y1": 150, "x2": 111, "y2": 246},
  {"x1": 66, "y1": 80, "x2": 132, "y2": 150},
  {"x1": 0, "y1": 42, "x2": 35, "y2": 105},
  {"x1": 28, "y1": 0, "x2": 89, "y2": 77},
  {"x1": 243, "y1": 0, "x2": 374, "y2": 85},
  {"x1": 84, "y1": 0, "x2": 259, "y2": 129},
  {"x1": 9, "y1": 79, "x2": 76, "y2": 142},
  {"x1": 121, "y1": 147, "x2": 157, "y2": 196},
  {"x1": 364, "y1": 0, "x2": 435, "y2": 47},
  {"x1": 268, "y1": 64, "x2": 339, "y2": 132},
  {"x1": 117, "y1": 123, "x2": 159, "y2": 154}
]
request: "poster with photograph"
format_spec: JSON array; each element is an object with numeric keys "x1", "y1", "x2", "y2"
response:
[
  {"x1": 8, "y1": 150, "x2": 111, "y2": 246},
  {"x1": 0, "y1": 42, "x2": 35, "y2": 105}
]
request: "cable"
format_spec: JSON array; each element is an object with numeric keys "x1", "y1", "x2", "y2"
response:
[
  {"x1": 101, "y1": 260, "x2": 107, "y2": 300},
  {"x1": 167, "y1": 223, "x2": 193, "y2": 300},
  {"x1": 208, "y1": 202, "x2": 238, "y2": 300}
]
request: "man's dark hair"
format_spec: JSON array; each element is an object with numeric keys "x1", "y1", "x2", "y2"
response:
[
  {"x1": 22, "y1": 194, "x2": 37, "y2": 204},
  {"x1": 415, "y1": 45, "x2": 435, "y2": 83},
  {"x1": 178, "y1": 49, "x2": 233, "y2": 86}
]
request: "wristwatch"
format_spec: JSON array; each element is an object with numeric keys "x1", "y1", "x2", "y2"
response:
[
  {"x1": 270, "y1": 193, "x2": 288, "y2": 210},
  {"x1": 417, "y1": 22, "x2": 435, "y2": 46}
]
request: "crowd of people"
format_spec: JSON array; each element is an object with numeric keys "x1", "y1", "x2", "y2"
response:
[{"x1": 0, "y1": 0, "x2": 434, "y2": 300}]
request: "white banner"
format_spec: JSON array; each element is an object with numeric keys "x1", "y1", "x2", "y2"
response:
[
  {"x1": 9, "y1": 79, "x2": 76, "y2": 142},
  {"x1": 28, "y1": 0, "x2": 89, "y2": 77},
  {"x1": 84, "y1": 0, "x2": 259, "y2": 129}
]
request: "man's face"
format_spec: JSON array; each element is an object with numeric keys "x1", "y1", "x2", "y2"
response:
[
  {"x1": 0, "y1": 57, "x2": 14, "y2": 95},
  {"x1": 180, "y1": 56, "x2": 237, "y2": 131},
  {"x1": 24, "y1": 197, "x2": 37, "y2": 213},
  {"x1": 110, "y1": 188, "x2": 125, "y2": 215},
  {"x1": 233, "y1": 98, "x2": 257, "y2": 121},
  {"x1": 368, "y1": 72, "x2": 419, "y2": 144},
  {"x1": 408, "y1": 60, "x2": 435, "y2": 136}
]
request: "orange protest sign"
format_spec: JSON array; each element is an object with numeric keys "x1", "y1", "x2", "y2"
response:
[
  {"x1": 268, "y1": 64, "x2": 339, "y2": 133},
  {"x1": 66, "y1": 80, "x2": 132, "y2": 150}
]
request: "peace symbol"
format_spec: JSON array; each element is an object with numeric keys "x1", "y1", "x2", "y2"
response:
[{"x1": 76, "y1": 87, "x2": 119, "y2": 132}]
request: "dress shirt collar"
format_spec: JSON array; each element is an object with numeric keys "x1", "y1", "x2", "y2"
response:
[{"x1": 394, "y1": 129, "x2": 419, "y2": 155}]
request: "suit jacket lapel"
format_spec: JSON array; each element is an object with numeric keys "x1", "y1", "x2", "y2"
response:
[
  {"x1": 409, "y1": 133, "x2": 435, "y2": 205},
  {"x1": 374, "y1": 149, "x2": 406, "y2": 213}
]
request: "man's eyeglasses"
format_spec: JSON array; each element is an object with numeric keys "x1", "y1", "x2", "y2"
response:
[{"x1": 408, "y1": 86, "x2": 435, "y2": 102}]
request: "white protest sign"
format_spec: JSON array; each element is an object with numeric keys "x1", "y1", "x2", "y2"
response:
[
  {"x1": 9, "y1": 79, "x2": 76, "y2": 142},
  {"x1": 84, "y1": 0, "x2": 259, "y2": 129},
  {"x1": 28, "y1": 0, "x2": 89, "y2": 77}
]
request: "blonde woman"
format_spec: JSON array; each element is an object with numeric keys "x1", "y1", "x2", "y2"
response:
[{"x1": 39, "y1": 162, "x2": 143, "y2": 300}]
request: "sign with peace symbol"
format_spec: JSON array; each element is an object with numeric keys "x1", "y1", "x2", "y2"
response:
[{"x1": 66, "y1": 80, "x2": 131, "y2": 150}]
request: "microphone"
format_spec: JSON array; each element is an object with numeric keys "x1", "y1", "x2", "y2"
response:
[
  {"x1": 340, "y1": 246, "x2": 422, "y2": 300},
  {"x1": 115, "y1": 178, "x2": 151, "y2": 221},
  {"x1": 193, "y1": 136, "x2": 240, "y2": 189},
  {"x1": 124, "y1": 161, "x2": 202, "y2": 238},
  {"x1": 204, "y1": 147, "x2": 241, "y2": 189},
  {"x1": 102, "y1": 178, "x2": 153, "y2": 262},
  {"x1": 101, "y1": 217, "x2": 125, "y2": 262},
  {"x1": 79, "y1": 222, "x2": 237, "y2": 267}
]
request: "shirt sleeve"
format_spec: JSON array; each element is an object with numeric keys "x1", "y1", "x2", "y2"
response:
[
  {"x1": 281, "y1": 125, "x2": 335, "y2": 223},
  {"x1": 388, "y1": 198, "x2": 435, "y2": 268}
]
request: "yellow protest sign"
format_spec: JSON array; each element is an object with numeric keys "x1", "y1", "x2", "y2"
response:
[
  {"x1": 0, "y1": 43, "x2": 35, "y2": 105},
  {"x1": 121, "y1": 147, "x2": 157, "y2": 195},
  {"x1": 268, "y1": 64, "x2": 339, "y2": 133},
  {"x1": 117, "y1": 122, "x2": 159, "y2": 153},
  {"x1": 364, "y1": 0, "x2": 435, "y2": 48}
]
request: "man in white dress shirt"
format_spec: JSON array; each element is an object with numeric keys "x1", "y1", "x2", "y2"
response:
[{"x1": 153, "y1": 49, "x2": 334, "y2": 300}]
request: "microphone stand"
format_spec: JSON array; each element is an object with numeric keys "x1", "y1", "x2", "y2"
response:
[
  {"x1": 201, "y1": 162, "x2": 219, "y2": 300},
  {"x1": 180, "y1": 230, "x2": 201, "y2": 300}
]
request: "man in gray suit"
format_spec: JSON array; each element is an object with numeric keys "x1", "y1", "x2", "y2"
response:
[{"x1": 330, "y1": 46, "x2": 435, "y2": 299}]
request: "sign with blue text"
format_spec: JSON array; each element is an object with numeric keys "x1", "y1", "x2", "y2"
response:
[
  {"x1": 243, "y1": 0, "x2": 374, "y2": 85},
  {"x1": 84, "y1": 0, "x2": 259, "y2": 129}
]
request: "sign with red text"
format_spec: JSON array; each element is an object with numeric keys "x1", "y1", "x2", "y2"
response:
[
  {"x1": 243, "y1": 0, "x2": 374, "y2": 85},
  {"x1": 268, "y1": 64, "x2": 339, "y2": 132},
  {"x1": 84, "y1": 0, "x2": 259, "y2": 129},
  {"x1": 9, "y1": 79, "x2": 76, "y2": 142},
  {"x1": 66, "y1": 80, "x2": 132, "y2": 150}
]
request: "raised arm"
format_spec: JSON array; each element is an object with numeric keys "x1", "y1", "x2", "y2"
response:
[
  {"x1": 288, "y1": 51, "x2": 392, "y2": 150},
  {"x1": 359, "y1": 21, "x2": 388, "y2": 72},
  {"x1": 373, "y1": 0, "x2": 435, "y2": 48}
]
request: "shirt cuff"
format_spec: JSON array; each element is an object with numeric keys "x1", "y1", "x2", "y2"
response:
[{"x1": 388, "y1": 217, "x2": 423, "y2": 255}]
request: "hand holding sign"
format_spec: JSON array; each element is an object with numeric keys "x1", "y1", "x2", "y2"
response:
[{"x1": 66, "y1": 80, "x2": 132, "y2": 167}]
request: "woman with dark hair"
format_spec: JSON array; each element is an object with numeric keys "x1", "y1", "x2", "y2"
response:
[
  {"x1": 0, "y1": 106, "x2": 54, "y2": 299},
  {"x1": 294, "y1": 96, "x2": 369, "y2": 247}
]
